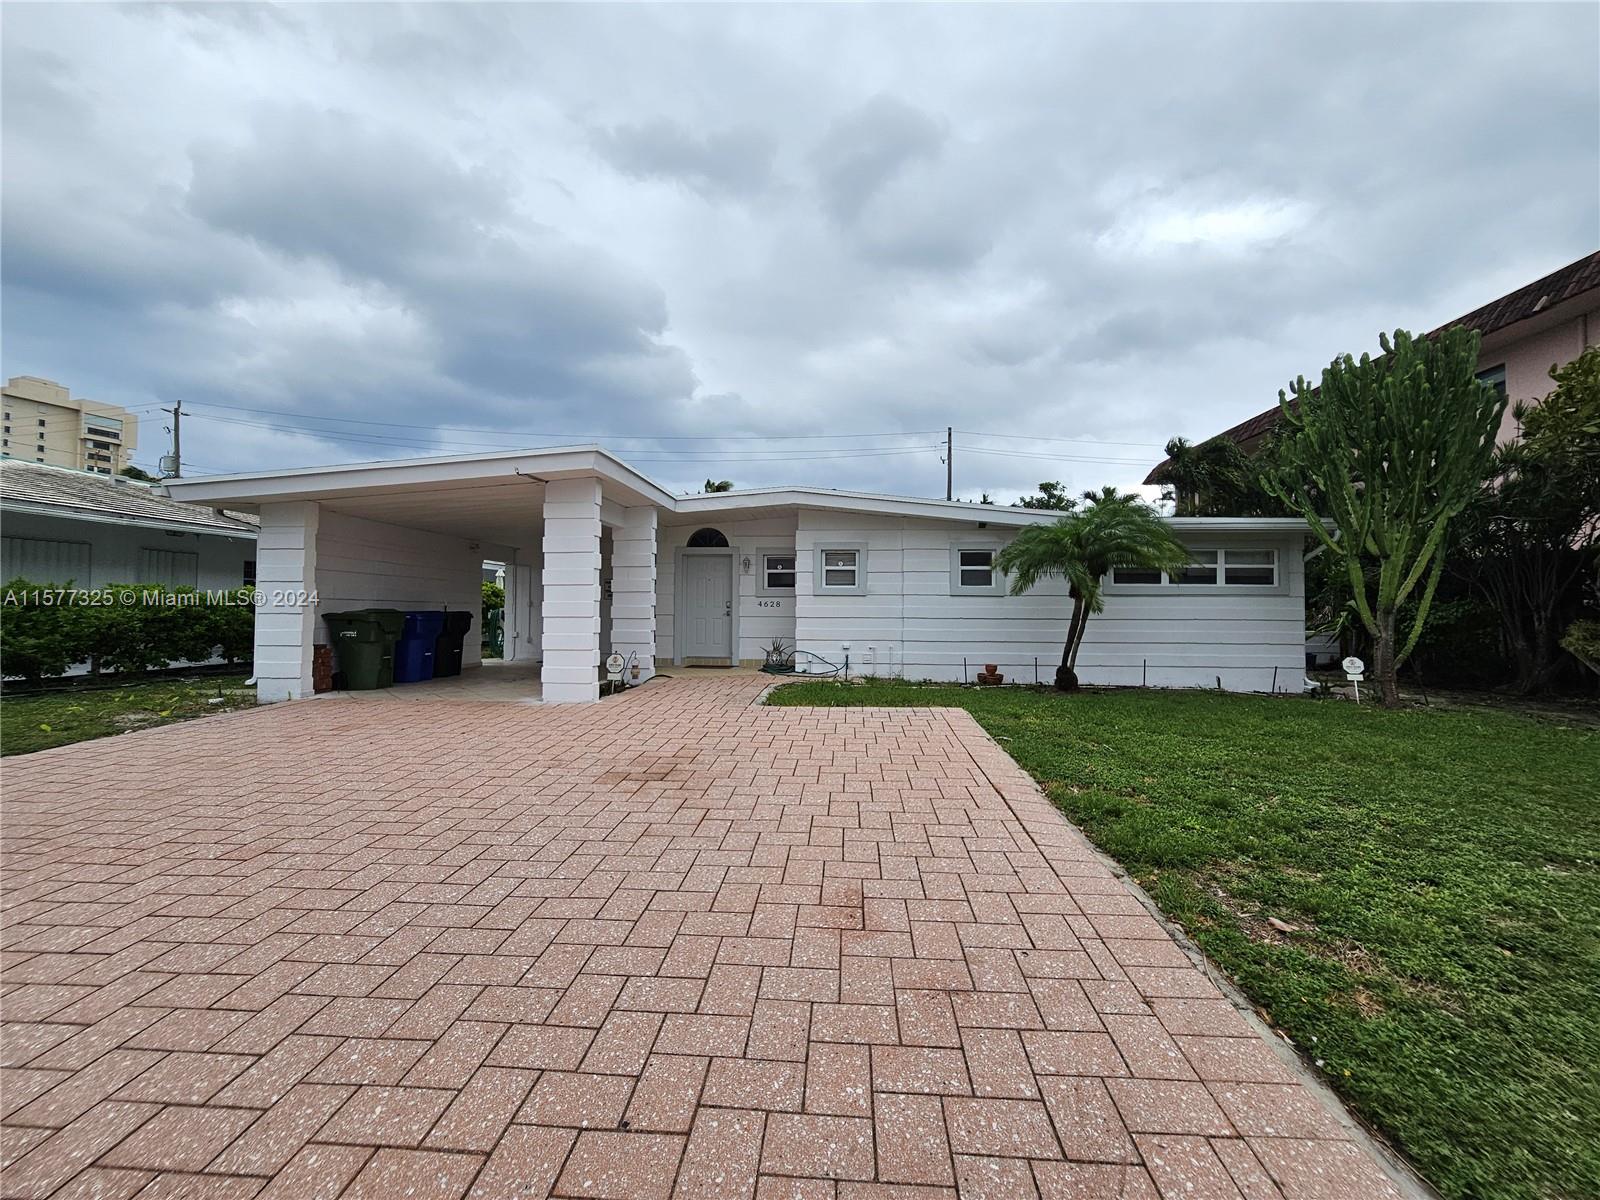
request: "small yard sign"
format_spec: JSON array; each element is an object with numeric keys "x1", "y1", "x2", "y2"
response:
[{"x1": 1342, "y1": 655, "x2": 1365, "y2": 703}]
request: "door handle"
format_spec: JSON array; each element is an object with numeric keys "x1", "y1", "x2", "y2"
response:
[{"x1": 725, "y1": 600, "x2": 732, "y2": 612}]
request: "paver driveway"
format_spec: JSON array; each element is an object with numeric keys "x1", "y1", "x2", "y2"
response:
[{"x1": 1, "y1": 674, "x2": 1408, "y2": 1199}]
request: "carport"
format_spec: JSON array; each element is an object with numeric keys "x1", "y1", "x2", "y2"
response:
[{"x1": 163, "y1": 446, "x2": 669, "y2": 704}]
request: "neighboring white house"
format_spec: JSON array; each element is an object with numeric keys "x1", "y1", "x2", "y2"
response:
[
  {"x1": 1, "y1": 459, "x2": 257, "y2": 590},
  {"x1": 162, "y1": 445, "x2": 1312, "y2": 704}
]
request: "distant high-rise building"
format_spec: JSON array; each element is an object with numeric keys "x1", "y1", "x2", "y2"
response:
[{"x1": 1, "y1": 377, "x2": 140, "y2": 475}]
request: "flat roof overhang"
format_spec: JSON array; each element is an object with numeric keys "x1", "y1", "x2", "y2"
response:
[
  {"x1": 162, "y1": 443, "x2": 1317, "y2": 542},
  {"x1": 162, "y1": 445, "x2": 674, "y2": 508},
  {"x1": 160, "y1": 445, "x2": 677, "y2": 545}
]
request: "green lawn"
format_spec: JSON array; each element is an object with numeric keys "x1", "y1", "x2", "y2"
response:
[
  {"x1": 769, "y1": 680, "x2": 1600, "y2": 1200},
  {"x1": 1, "y1": 674, "x2": 256, "y2": 756}
]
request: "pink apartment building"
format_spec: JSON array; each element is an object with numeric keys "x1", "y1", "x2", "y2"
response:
[{"x1": 1148, "y1": 249, "x2": 1600, "y2": 471}]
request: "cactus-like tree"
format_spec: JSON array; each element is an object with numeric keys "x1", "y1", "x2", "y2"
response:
[
  {"x1": 995, "y1": 491, "x2": 1190, "y2": 691},
  {"x1": 1263, "y1": 327, "x2": 1507, "y2": 707}
]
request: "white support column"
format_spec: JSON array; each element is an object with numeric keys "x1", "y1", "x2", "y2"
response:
[
  {"x1": 254, "y1": 501, "x2": 319, "y2": 703},
  {"x1": 541, "y1": 478, "x2": 603, "y2": 703},
  {"x1": 610, "y1": 505, "x2": 658, "y2": 684}
]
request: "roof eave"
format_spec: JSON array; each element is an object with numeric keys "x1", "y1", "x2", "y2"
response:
[{"x1": 0, "y1": 497, "x2": 258, "y2": 538}]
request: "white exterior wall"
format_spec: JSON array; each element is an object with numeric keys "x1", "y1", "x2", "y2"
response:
[
  {"x1": 611, "y1": 506, "x2": 658, "y2": 681},
  {"x1": 794, "y1": 510, "x2": 1307, "y2": 693},
  {"x1": 541, "y1": 478, "x2": 603, "y2": 702},
  {"x1": 313, "y1": 510, "x2": 483, "y2": 667},
  {"x1": 1, "y1": 510, "x2": 254, "y2": 590},
  {"x1": 255, "y1": 501, "x2": 320, "y2": 702},
  {"x1": 656, "y1": 516, "x2": 797, "y2": 665}
]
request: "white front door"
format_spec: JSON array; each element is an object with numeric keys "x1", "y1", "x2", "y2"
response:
[{"x1": 682, "y1": 554, "x2": 733, "y2": 659}]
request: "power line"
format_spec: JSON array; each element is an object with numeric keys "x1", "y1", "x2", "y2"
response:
[
  {"x1": 957, "y1": 445, "x2": 1153, "y2": 466},
  {"x1": 955, "y1": 429, "x2": 1165, "y2": 450}
]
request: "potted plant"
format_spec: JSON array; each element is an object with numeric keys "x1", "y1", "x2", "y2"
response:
[{"x1": 762, "y1": 638, "x2": 795, "y2": 673}]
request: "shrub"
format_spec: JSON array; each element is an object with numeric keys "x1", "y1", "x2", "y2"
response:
[
  {"x1": 482, "y1": 579, "x2": 505, "y2": 618},
  {"x1": 0, "y1": 578, "x2": 94, "y2": 682},
  {"x1": 1562, "y1": 618, "x2": 1600, "y2": 678},
  {"x1": 0, "y1": 578, "x2": 255, "y2": 681}
]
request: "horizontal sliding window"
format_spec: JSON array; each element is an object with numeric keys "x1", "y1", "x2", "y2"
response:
[{"x1": 1109, "y1": 548, "x2": 1279, "y2": 588}]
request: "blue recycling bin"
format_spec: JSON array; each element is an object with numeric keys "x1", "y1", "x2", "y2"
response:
[{"x1": 394, "y1": 610, "x2": 445, "y2": 683}]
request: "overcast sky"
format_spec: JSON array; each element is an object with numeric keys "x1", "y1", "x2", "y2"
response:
[{"x1": 3, "y1": 3, "x2": 1596, "y2": 500}]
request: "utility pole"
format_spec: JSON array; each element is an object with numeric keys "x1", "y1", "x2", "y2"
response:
[
  {"x1": 945, "y1": 427, "x2": 953, "y2": 501},
  {"x1": 161, "y1": 399, "x2": 182, "y2": 478}
]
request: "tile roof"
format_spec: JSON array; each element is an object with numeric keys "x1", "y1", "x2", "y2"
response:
[
  {"x1": 1145, "y1": 250, "x2": 1600, "y2": 481},
  {"x1": 0, "y1": 459, "x2": 257, "y2": 534}
]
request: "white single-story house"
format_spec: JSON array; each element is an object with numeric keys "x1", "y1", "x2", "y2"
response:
[
  {"x1": 1, "y1": 459, "x2": 257, "y2": 590},
  {"x1": 162, "y1": 445, "x2": 1313, "y2": 704}
]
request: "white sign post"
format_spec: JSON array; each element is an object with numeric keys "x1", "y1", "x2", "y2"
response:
[{"x1": 1342, "y1": 656, "x2": 1366, "y2": 704}]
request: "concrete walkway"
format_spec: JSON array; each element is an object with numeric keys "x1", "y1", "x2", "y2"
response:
[{"x1": 1, "y1": 674, "x2": 1409, "y2": 1199}]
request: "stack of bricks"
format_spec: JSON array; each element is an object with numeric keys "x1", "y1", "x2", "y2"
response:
[{"x1": 312, "y1": 643, "x2": 334, "y2": 692}]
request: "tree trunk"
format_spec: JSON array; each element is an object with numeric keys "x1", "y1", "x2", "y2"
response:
[
  {"x1": 1510, "y1": 622, "x2": 1564, "y2": 695},
  {"x1": 1055, "y1": 595, "x2": 1084, "y2": 692},
  {"x1": 1374, "y1": 606, "x2": 1401, "y2": 708}
]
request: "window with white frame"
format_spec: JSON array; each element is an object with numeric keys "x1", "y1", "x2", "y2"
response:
[
  {"x1": 763, "y1": 553, "x2": 796, "y2": 590},
  {"x1": 822, "y1": 548, "x2": 859, "y2": 588},
  {"x1": 1111, "y1": 564, "x2": 1163, "y2": 585},
  {"x1": 958, "y1": 549, "x2": 994, "y2": 587},
  {"x1": 1109, "y1": 548, "x2": 1279, "y2": 588},
  {"x1": 812, "y1": 545, "x2": 867, "y2": 594},
  {"x1": 950, "y1": 544, "x2": 1005, "y2": 595},
  {"x1": 1222, "y1": 549, "x2": 1276, "y2": 585},
  {"x1": 1168, "y1": 548, "x2": 1277, "y2": 587},
  {"x1": 1173, "y1": 549, "x2": 1219, "y2": 585}
]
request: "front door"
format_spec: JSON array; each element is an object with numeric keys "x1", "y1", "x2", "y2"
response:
[{"x1": 682, "y1": 553, "x2": 733, "y2": 660}]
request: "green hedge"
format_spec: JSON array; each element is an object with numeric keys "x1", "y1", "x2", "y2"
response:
[{"x1": 1, "y1": 578, "x2": 255, "y2": 683}]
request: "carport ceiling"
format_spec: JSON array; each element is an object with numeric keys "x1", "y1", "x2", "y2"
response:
[{"x1": 319, "y1": 474, "x2": 547, "y2": 546}]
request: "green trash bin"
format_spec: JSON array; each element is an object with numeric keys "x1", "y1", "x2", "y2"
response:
[
  {"x1": 362, "y1": 609, "x2": 404, "y2": 688},
  {"x1": 323, "y1": 611, "x2": 389, "y2": 690}
]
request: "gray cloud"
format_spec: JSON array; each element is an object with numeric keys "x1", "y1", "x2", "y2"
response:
[
  {"x1": 811, "y1": 94, "x2": 947, "y2": 225},
  {"x1": 1, "y1": 2, "x2": 1595, "y2": 499},
  {"x1": 589, "y1": 119, "x2": 775, "y2": 198}
]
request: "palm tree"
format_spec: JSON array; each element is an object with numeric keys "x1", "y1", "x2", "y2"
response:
[
  {"x1": 996, "y1": 492, "x2": 1190, "y2": 691},
  {"x1": 1148, "y1": 436, "x2": 1272, "y2": 516}
]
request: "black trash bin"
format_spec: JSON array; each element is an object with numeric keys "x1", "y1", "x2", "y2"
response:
[{"x1": 433, "y1": 610, "x2": 476, "y2": 678}]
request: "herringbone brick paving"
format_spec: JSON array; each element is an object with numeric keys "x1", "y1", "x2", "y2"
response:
[{"x1": 0, "y1": 673, "x2": 1405, "y2": 1198}]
